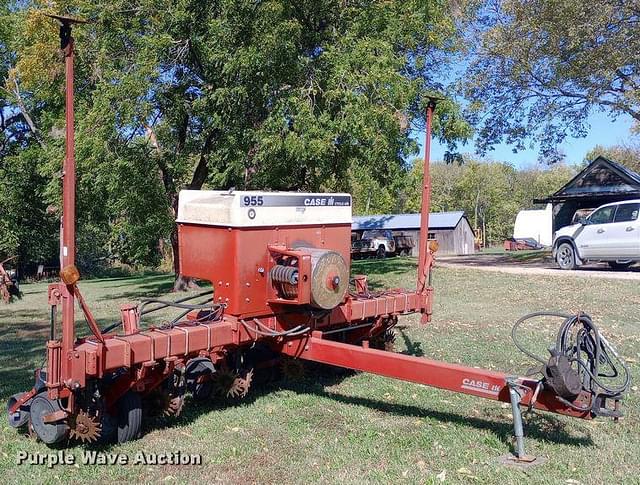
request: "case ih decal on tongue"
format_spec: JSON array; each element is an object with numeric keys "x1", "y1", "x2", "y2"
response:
[{"x1": 461, "y1": 378, "x2": 502, "y2": 396}]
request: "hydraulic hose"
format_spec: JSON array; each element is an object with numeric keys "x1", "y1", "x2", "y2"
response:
[
  {"x1": 512, "y1": 312, "x2": 631, "y2": 398},
  {"x1": 101, "y1": 290, "x2": 221, "y2": 334}
]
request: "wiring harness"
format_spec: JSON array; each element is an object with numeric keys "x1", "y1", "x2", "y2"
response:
[{"x1": 512, "y1": 311, "x2": 630, "y2": 416}]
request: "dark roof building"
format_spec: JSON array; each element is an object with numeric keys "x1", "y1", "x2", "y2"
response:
[
  {"x1": 535, "y1": 156, "x2": 640, "y2": 231},
  {"x1": 352, "y1": 211, "x2": 475, "y2": 255}
]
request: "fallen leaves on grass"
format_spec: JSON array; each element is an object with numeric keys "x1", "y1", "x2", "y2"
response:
[{"x1": 457, "y1": 467, "x2": 478, "y2": 479}]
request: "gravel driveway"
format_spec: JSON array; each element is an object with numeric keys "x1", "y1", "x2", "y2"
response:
[{"x1": 437, "y1": 253, "x2": 640, "y2": 281}]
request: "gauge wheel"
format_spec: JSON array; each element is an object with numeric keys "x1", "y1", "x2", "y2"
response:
[
  {"x1": 608, "y1": 261, "x2": 634, "y2": 270},
  {"x1": 376, "y1": 245, "x2": 386, "y2": 259},
  {"x1": 29, "y1": 394, "x2": 69, "y2": 444},
  {"x1": 556, "y1": 242, "x2": 577, "y2": 270},
  {"x1": 116, "y1": 391, "x2": 142, "y2": 443}
]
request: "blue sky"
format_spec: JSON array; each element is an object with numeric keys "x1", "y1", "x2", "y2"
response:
[{"x1": 416, "y1": 111, "x2": 636, "y2": 169}]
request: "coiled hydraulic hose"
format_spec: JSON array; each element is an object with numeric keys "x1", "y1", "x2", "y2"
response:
[{"x1": 512, "y1": 312, "x2": 631, "y2": 398}]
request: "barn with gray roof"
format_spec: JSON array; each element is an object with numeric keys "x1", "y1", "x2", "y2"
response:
[{"x1": 352, "y1": 211, "x2": 475, "y2": 256}]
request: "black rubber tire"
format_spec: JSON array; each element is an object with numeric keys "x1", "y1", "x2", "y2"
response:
[
  {"x1": 186, "y1": 357, "x2": 216, "y2": 401},
  {"x1": 116, "y1": 391, "x2": 142, "y2": 444},
  {"x1": 7, "y1": 393, "x2": 30, "y2": 428},
  {"x1": 30, "y1": 394, "x2": 69, "y2": 444},
  {"x1": 376, "y1": 245, "x2": 386, "y2": 259},
  {"x1": 193, "y1": 380, "x2": 213, "y2": 401},
  {"x1": 608, "y1": 261, "x2": 634, "y2": 270},
  {"x1": 556, "y1": 242, "x2": 577, "y2": 270}
]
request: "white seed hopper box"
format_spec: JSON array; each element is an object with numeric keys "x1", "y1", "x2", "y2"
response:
[{"x1": 177, "y1": 190, "x2": 353, "y2": 227}]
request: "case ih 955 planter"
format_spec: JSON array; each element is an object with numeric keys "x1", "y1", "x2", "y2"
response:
[{"x1": 6, "y1": 16, "x2": 630, "y2": 461}]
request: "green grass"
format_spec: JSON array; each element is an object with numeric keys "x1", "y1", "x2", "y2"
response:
[
  {"x1": 471, "y1": 247, "x2": 553, "y2": 264},
  {"x1": 1, "y1": 261, "x2": 639, "y2": 484}
]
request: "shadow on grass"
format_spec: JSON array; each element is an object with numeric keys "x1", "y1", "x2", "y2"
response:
[
  {"x1": 397, "y1": 326, "x2": 425, "y2": 357},
  {"x1": 0, "y1": 308, "x2": 49, "y2": 373},
  {"x1": 90, "y1": 273, "x2": 173, "y2": 288},
  {"x1": 0, "y1": 333, "x2": 47, "y2": 398},
  {"x1": 93, "y1": 277, "x2": 212, "y2": 303},
  {"x1": 308, "y1": 387, "x2": 592, "y2": 452},
  {"x1": 93, "y1": 278, "x2": 179, "y2": 302},
  {"x1": 0, "y1": 309, "x2": 48, "y2": 321},
  {"x1": 160, "y1": 367, "x2": 594, "y2": 455},
  {"x1": 351, "y1": 257, "x2": 416, "y2": 277},
  {"x1": 94, "y1": 281, "x2": 176, "y2": 302},
  {"x1": 2, "y1": 361, "x2": 594, "y2": 455}
]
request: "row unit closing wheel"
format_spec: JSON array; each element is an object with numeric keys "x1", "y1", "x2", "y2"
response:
[{"x1": 186, "y1": 357, "x2": 216, "y2": 401}]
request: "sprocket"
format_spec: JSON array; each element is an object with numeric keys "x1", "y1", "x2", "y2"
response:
[
  {"x1": 69, "y1": 409, "x2": 102, "y2": 443},
  {"x1": 370, "y1": 328, "x2": 396, "y2": 352},
  {"x1": 213, "y1": 368, "x2": 254, "y2": 399}
]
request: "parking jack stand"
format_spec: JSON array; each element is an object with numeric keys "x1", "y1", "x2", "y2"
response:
[{"x1": 500, "y1": 376, "x2": 540, "y2": 466}]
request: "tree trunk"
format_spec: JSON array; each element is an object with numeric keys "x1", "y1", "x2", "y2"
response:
[
  {"x1": 169, "y1": 193, "x2": 200, "y2": 292},
  {"x1": 149, "y1": 118, "x2": 219, "y2": 291},
  {"x1": 169, "y1": 130, "x2": 218, "y2": 291},
  {"x1": 170, "y1": 225, "x2": 187, "y2": 291}
]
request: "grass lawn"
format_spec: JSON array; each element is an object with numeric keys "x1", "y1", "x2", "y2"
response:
[
  {"x1": 1, "y1": 259, "x2": 638, "y2": 484},
  {"x1": 460, "y1": 247, "x2": 554, "y2": 264}
]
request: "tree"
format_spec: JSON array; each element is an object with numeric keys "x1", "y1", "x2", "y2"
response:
[
  {"x1": 514, "y1": 163, "x2": 577, "y2": 207},
  {"x1": 0, "y1": 3, "x2": 59, "y2": 268},
  {"x1": 0, "y1": 147, "x2": 58, "y2": 265},
  {"x1": 464, "y1": 0, "x2": 640, "y2": 160},
  {"x1": 584, "y1": 142, "x2": 640, "y2": 173},
  {"x1": 403, "y1": 158, "x2": 466, "y2": 213},
  {"x1": 402, "y1": 158, "x2": 575, "y2": 245},
  {"x1": 5, "y1": 0, "x2": 472, "y2": 287}
]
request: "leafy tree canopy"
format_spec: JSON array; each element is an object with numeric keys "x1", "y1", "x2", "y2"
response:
[
  {"x1": 464, "y1": 0, "x2": 640, "y2": 161},
  {"x1": 1, "y1": 0, "x2": 471, "y2": 274}
]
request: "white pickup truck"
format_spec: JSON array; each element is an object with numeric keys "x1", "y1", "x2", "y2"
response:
[
  {"x1": 351, "y1": 230, "x2": 396, "y2": 258},
  {"x1": 553, "y1": 200, "x2": 640, "y2": 270}
]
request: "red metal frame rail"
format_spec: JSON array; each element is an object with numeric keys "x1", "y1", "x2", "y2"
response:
[{"x1": 279, "y1": 331, "x2": 592, "y2": 419}]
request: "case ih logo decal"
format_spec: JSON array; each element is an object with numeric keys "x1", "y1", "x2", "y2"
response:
[
  {"x1": 240, "y1": 195, "x2": 351, "y2": 207},
  {"x1": 461, "y1": 378, "x2": 501, "y2": 396}
]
